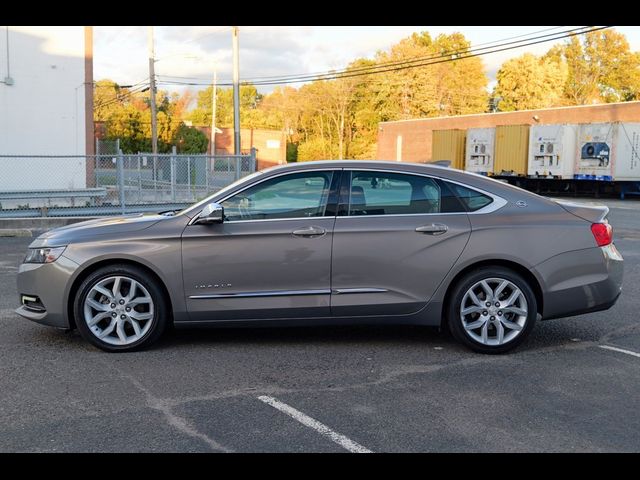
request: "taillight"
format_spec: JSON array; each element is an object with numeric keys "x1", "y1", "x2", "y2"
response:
[{"x1": 591, "y1": 223, "x2": 613, "y2": 247}]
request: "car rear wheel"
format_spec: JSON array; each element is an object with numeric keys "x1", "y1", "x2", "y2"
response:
[
  {"x1": 448, "y1": 267, "x2": 537, "y2": 354},
  {"x1": 74, "y1": 264, "x2": 168, "y2": 352}
]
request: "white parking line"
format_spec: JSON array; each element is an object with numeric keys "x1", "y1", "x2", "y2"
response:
[
  {"x1": 599, "y1": 345, "x2": 640, "y2": 358},
  {"x1": 257, "y1": 395, "x2": 373, "y2": 453}
]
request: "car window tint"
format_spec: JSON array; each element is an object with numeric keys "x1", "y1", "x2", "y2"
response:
[
  {"x1": 222, "y1": 171, "x2": 334, "y2": 221},
  {"x1": 348, "y1": 171, "x2": 444, "y2": 216},
  {"x1": 447, "y1": 182, "x2": 493, "y2": 212}
]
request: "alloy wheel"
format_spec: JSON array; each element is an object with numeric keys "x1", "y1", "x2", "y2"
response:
[
  {"x1": 83, "y1": 275, "x2": 155, "y2": 346},
  {"x1": 459, "y1": 277, "x2": 528, "y2": 346}
]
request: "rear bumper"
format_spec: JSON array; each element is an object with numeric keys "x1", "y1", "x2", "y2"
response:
[
  {"x1": 15, "y1": 255, "x2": 79, "y2": 328},
  {"x1": 535, "y1": 244, "x2": 623, "y2": 320}
]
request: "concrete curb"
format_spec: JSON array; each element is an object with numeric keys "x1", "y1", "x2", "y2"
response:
[{"x1": 0, "y1": 229, "x2": 33, "y2": 237}]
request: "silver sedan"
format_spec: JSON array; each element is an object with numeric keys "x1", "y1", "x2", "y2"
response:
[{"x1": 16, "y1": 161, "x2": 623, "y2": 353}]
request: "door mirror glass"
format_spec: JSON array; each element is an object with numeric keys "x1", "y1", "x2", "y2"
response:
[{"x1": 195, "y1": 202, "x2": 224, "y2": 224}]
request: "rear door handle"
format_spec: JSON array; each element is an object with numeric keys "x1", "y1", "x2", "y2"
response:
[
  {"x1": 415, "y1": 223, "x2": 448, "y2": 235},
  {"x1": 292, "y1": 226, "x2": 326, "y2": 238}
]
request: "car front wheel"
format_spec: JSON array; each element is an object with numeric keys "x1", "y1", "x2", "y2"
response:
[
  {"x1": 74, "y1": 264, "x2": 168, "y2": 352},
  {"x1": 448, "y1": 267, "x2": 537, "y2": 354}
]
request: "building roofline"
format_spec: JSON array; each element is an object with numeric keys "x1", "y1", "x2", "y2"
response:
[{"x1": 379, "y1": 100, "x2": 640, "y2": 126}]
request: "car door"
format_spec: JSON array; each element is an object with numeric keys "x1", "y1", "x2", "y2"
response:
[
  {"x1": 182, "y1": 169, "x2": 341, "y2": 321},
  {"x1": 331, "y1": 169, "x2": 472, "y2": 317}
]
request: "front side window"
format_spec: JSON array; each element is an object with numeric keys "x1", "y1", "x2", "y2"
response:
[
  {"x1": 222, "y1": 171, "x2": 334, "y2": 221},
  {"x1": 346, "y1": 171, "x2": 466, "y2": 216}
]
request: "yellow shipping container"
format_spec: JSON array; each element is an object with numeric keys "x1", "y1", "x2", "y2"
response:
[
  {"x1": 432, "y1": 129, "x2": 466, "y2": 170},
  {"x1": 494, "y1": 125, "x2": 529, "y2": 176}
]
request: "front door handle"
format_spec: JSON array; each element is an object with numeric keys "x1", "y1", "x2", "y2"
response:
[
  {"x1": 415, "y1": 223, "x2": 448, "y2": 235},
  {"x1": 292, "y1": 226, "x2": 326, "y2": 238}
]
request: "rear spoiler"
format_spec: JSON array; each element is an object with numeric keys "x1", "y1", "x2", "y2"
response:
[{"x1": 554, "y1": 200, "x2": 609, "y2": 223}]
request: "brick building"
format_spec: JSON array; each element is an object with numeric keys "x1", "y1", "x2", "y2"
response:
[{"x1": 377, "y1": 101, "x2": 640, "y2": 163}]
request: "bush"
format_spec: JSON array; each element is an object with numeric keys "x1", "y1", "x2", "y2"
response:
[{"x1": 173, "y1": 124, "x2": 209, "y2": 154}]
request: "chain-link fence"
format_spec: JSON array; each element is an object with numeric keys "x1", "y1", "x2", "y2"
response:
[{"x1": 0, "y1": 149, "x2": 256, "y2": 218}]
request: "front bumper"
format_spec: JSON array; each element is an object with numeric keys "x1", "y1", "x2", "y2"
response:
[
  {"x1": 534, "y1": 244, "x2": 623, "y2": 320},
  {"x1": 15, "y1": 255, "x2": 79, "y2": 328}
]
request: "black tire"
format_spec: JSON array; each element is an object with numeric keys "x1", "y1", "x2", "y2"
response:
[
  {"x1": 74, "y1": 264, "x2": 169, "y2": 352},
  {"x1": 447, "y1": 267, "x2": 537, "y2": 354}
]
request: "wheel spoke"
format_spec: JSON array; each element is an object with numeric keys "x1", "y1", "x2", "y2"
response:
[
  {"x1": 112, "y1": 276, "x2": 122, "y2": 298},
  {"x1": 500, "y1": 319, "x2": 523, "y2": 331},
  {"x1": 464, "y1": 318, "x2": 486, "y2": 330},
  {"x1": 479, "y1": 280, "x2": 494, "y2": 300},
  {"x1": 88, "y1": 311, "x2": 110, "y2": 326},
  {"x1": 129, "y1": 311, "x2": 153, "y2": 321},
  {"x1": 94, "y1": 285, "x2": 114, "y2": 301},
  {"x1": 87, "y1": 298, "x2": 110, "y2": 312},
  {"x1": 494, "y1": 280, "x2": 509, "y2": 300},
  {"x1": 461, "y1": 305, "x2": 484, "y2": 316},
  {"x1": 495, "y1": 320, "x2": 504, "y2": 344},
  {"x1": 98, "y1": 319, "x2": 116, "y2": 338},
  {"x1": 503, "y1": 290, "x2": 521, "y2": 307},
  {"x1": 115, "y1": 320, "x2": 128, "y2": 342},
  {"x1": 481, "y1": 320, "x2": 489, "y2": 343},
  {"x1": 129, "y1": 318, "x2": 142, "y2": 336},
  {"x1": 129, "y1": 296, "x2": 152, "y2": 307},
  {"x1": 468, "y1": 289, "x2": 483, "y2": 307},
  {"x1": 126, "y1": 280, "x2": 139, "y2": 301},
  {"x1": 503, "y1": 306, "x2": 527, "y2": 317}
]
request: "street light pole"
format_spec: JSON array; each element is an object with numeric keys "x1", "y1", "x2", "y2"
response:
[
  {"x1": 211, "y1": 70, "x2": 217, "y2": 155},
  {"x1": 232, "y1": 26, "x2": 241, "y2": 155},
  {"x1": 148, "y1": 26, "x2": 158, "y2": 155}
]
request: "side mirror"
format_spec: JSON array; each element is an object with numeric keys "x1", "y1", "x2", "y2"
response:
[{"x1": 195, "y1": 202, "x2": 224, "y2": 225}]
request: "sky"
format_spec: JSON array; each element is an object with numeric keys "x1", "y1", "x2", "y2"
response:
[{"x1": 93, "y1": 26, "x2": 640, "y2": 95}]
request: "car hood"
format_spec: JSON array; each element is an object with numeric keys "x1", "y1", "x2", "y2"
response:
[{"x1": 29, "y1": 214, "x2": 169, "y2": 248}]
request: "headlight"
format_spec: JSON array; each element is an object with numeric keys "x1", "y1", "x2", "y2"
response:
[{"x1": 24, "y1": 247, "x2": 66, "y2": 264}]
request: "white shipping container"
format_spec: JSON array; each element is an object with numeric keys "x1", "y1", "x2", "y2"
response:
[
  {"x1": 465, "y1": 128, "x2": 495, "y2": 174},
  {"x1": 575, "y1": 123, "x2": 616, "y2": 180},
  {"x1": 528, "y1": 124, "x2": 577, "y2": 179},
  {"x1": 0, "y1": 157, "x2": 87, "y2": 190},
  {"x1": 614, "y1": 123, "x2": 640, "y2": 181}
]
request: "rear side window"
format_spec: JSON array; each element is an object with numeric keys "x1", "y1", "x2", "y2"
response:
[
  {"x1": 446, "y1": 182, "x2": 493, "y2": 212},
  {"x1": 346, "y1": 171, "x2": 467, "y2": 215}
]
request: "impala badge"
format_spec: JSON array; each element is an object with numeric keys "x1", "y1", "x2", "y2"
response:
[{"x1": 195, "y1": 283, "x2": 232, "y2": 289}]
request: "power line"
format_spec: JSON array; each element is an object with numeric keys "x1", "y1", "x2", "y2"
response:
[{"x1": 154, "y1": 26, "x2": 609, "y2": 88}]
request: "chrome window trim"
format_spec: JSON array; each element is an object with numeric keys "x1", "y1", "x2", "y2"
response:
[
  {"x1": 343, "y1": 168, "x2": 508, "y2": 216},
  {"x1": 189, "y1": 288, "x2": 331, "y2": 299},
  {"x1": 188, "y1": 168, "x2": 342, "y2": 226}
]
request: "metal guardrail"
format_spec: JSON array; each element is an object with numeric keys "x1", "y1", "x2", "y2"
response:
[{"x1": 0, "y1": 149, "x2": 256, "y2": 217}]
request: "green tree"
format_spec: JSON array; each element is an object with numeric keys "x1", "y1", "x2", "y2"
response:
[
  {"x1": 186, "y1": 84, "x2": 266, "y2": 128},
  {"x1": 494, "y1": 53, "x2": 567, "y2": 111},
  {"x1": 173, "y1": 124, "x2": 209, "y2": 153}
]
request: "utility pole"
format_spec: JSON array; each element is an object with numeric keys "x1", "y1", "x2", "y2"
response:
[
  {"x1": 148, "y1": 26, "x2": 158, "y2": 154},
  {"x1": 232, "y1": 26, "x2": 241, "y2": 155},
  {"x1": 211, "y1": 70, "x2": 217, "y2": 155}
]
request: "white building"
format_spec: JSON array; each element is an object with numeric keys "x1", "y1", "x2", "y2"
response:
[{"x1": 0, "y1": 26, "x2": 93, "y2": 189}]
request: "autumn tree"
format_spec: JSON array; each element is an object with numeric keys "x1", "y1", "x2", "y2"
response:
[
  {"x1": 545, "y1": 29, "x2": 640, "y2": 104},
  {"x1": 373, "y1": 32, "x2": 488, "y2": 120},
  {"x1": 493, "y1": 53, "x2": 567, "y2": 111}
]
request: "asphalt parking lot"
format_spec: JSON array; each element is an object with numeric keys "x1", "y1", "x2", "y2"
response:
[{"x1": 1, "y1": 198, "x2": 639, "y2": 452}]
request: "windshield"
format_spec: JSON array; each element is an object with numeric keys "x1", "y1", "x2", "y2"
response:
[{"x1": 176, "y1": 170, "x2": 266, "y2": 217}]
